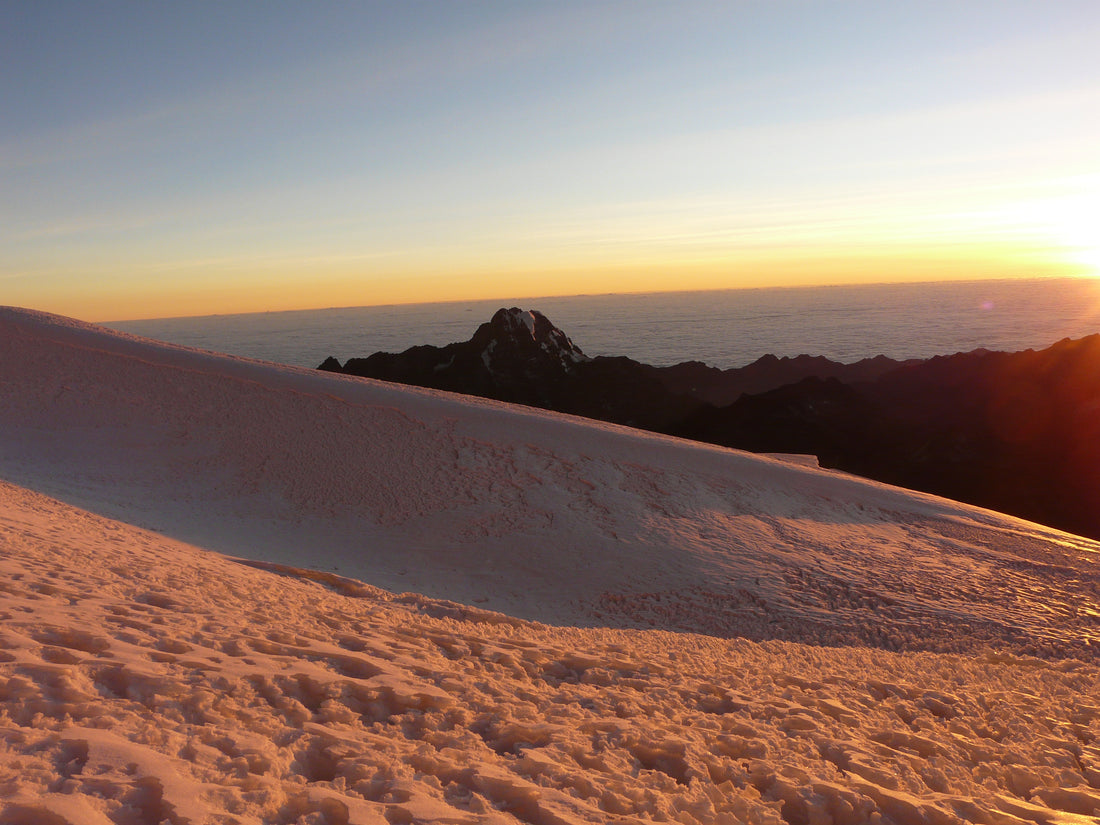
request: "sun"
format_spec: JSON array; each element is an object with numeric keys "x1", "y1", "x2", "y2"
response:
[
  {"x1": 1028, "y1": 183, "x2": 1100, "y2": 278},
  {"x1": 1066, "y1": 241, "x2": 1100, "y2": 279},
  {"x1": 994, "y1": 178, "x2": 1100, "y2": 278},
  {"x1": 1050, "y1": 198, "x2": 1100, "y2": 277}
]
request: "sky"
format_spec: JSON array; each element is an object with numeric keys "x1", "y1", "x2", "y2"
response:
[{"x1": 3, "y1": 1, "x2": 1100, "y2": 322}]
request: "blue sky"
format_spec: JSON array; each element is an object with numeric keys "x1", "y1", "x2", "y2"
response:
[{"x1": 4, "y1": 1, "x2": 1099, "y2": 320}]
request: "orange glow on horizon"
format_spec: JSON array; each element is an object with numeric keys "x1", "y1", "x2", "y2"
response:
[{"x1": 47, "y1": 240, "x2": 1085, "y2": 323}]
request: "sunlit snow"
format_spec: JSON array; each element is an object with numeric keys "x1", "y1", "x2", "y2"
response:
[{"x1": 2, "y1": 307, "x2": 1100, "y2": 824}]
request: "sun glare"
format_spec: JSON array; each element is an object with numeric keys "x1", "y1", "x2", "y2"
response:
[
  {"x1": 1016, "y1": 182, "x2": 1100, "y2": 278},
  {"x1": 1053, "y1": 202, "x2": 1100, "y2": 277}
]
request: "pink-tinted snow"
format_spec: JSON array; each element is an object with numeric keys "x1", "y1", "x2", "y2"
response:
[{"x1": 2, "y1": 306, "x2": 1100, "y2": 824}]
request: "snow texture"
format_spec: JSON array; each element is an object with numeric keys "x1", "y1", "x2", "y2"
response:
[{"x1": 2, "y1": 306, "x2": 1100, "y2": 824}]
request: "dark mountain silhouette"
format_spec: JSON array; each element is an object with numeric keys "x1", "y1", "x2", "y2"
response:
[
  {"x1": 651, "y1": 352, "x2": 914, "y2": 406},
  {"x1": 678, "y1": 335, "x2": 1100, "y2": 540},
  {"x1": 320, "y1": 307, "x2": 908, "y2": 429},
  {"x1": 323, "y1": 308, "x2": 696, "y2": 430},
  {"x1": 320, "y1": 309, "x2": 1100, "y2": 540}
]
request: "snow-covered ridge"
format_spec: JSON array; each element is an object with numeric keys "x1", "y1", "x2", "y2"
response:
[
  {"x1": 4, "y1": 306, "x2": 1100, "y2": 823},
  {"x1": 1, "y1": 305, "x2": 1098, "y2": 655}
]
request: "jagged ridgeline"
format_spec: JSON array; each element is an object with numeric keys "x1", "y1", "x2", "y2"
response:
[
  {"x1": 319, "y1": 307, "x2": 907, "y2": 430},
  {"x1": 321, "y1": 308, "x2": 1100, "y2": 542}
]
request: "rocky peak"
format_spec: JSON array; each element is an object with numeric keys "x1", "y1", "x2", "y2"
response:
[{"x1": 471, "y1": 308, "x2": 589, "y2": 372}]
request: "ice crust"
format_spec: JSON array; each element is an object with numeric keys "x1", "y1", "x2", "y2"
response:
[
  {"x1": 3, "y1": 483, "x2": 1100, "y2": 824},
  {"x1": 2, "y1": 306, "x2": 1100, "y2": 824}
]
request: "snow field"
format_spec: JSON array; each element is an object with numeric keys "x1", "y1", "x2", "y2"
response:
[
  {"x1": 3, "y1": 482, "x2": 1100, "y2": 825},
  {"x1": 4, "y1": 307, "x2": 1100, "y2": 824},
  {"x1": 1, "y1": 307, "x2": 1098, "y2": 656}
]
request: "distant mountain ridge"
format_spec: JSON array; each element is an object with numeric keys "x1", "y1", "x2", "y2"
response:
[
  {"x1": 679, "y1": 334, "x2": 1100, "y2": 541},
  {"x1": 320, "y1": 307, "x2": 912, "y2": 429}
]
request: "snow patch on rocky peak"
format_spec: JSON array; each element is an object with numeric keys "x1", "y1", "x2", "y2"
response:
[{"x1": 482, "y1": 307, "x2": 590, "y2": 371}]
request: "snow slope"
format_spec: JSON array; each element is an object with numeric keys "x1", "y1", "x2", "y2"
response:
[
  {"x1": 1, "y1": 306, "x2": 1099, "y2": 656},
  {"x1": 4, "y1": 306, "x2": 1100, "y2": 824},
  {"x1": 3, "y1": 480, "x2": 1100, "y2": 825}
]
